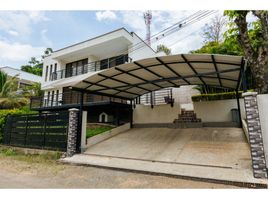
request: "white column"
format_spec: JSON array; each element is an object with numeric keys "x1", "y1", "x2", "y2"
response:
[{"x1": 81, "y1": 111, "x2": 87, "y2": 152}]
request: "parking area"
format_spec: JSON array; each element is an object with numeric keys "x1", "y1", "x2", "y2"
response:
[
  {"x1": 85, "y1": 127, "x2": 250, "y2": 169},
  {"x1": 63, "y1": 127, "x2": 268, "y2": 186}
]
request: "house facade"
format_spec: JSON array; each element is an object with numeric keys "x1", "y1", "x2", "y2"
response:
[
  {"x1": 31, "y1": 28, "x2": 197, "y2": 124},
  {"x1": 0, "y1": 66, "x2": 42, "y2": 89}
]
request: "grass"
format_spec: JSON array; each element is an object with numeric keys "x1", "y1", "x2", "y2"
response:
[
  {"x1": 0, "y1": 146, "x2": 62, "y2": 164},
  {"x1": 86, "y1": 126, "x2": 113, "y2": 138}
]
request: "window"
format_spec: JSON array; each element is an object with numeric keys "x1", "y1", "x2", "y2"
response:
[
  {"x1": 54, "y1": 63, "x2": 57, "y2": 72},
  {"x1": 100, "y1": 59, "x2": 108, "y2": 70},
  {"x1": 47, "y1": 91, "x2": 50, "y2": 106},
  {"x1": 45, "y1": 66, "x2": 49, "y2": 81},
  {"x1": 100, "y1": 54, "x2": 128, "y2": 70},
  {"x1": 49, "y1": 65, "x2": 53, "y2": 81},
  {"x1": 56, "y1": 90, "x2": 59, "y2": 105},
  {"x1": 66, "y1": 58, "x2": 88, "y2": 78},
  {"x1": 51, "y1": 91, "x2": 55, "y2": 106}
]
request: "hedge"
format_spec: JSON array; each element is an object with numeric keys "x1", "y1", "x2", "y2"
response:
[
  {"x1": 0, "y1": 107, "x2": 37, "y2": 143},
  {"x1": 191, "y1": 91, "x2": 243, "y2": 102}
]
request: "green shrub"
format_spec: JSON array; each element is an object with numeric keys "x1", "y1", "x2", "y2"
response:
[
  {"x1": 0, "y1": 148, "x2": 17, "y2": 156},
  {"x1": 191, "y1": 91, "x2": 244, "y2": 102},
  {"x1": 0, "y1": 107, "x2": 36, "y2": 143}
]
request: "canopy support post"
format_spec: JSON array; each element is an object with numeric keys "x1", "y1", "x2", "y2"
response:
[
  {"x1": 236, "y1": 90, "x2": 242, "y2": 128},
  {"x1": 77, "y1": 91, "x2": 84, "y2": 152},
  {"x1": 130, "y1": 100, "x2": 133, "y2": 128}
]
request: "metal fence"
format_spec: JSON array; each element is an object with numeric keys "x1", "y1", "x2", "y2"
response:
[{"x1": 3, "y1": 112, "x2": 69, "y2": 151}]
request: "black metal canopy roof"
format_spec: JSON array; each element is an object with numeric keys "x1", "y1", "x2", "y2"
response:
[{"x1": 56, "y1": 54, "x2": 246, "y2": 100}]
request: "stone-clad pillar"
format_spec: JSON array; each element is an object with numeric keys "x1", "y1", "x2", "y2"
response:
[
  {"x1": 243, "y1": 92, "x2": 267, "y2": 179},
  {"x1": 67, "y1": 108, "x2": 79, "y2": 157}
]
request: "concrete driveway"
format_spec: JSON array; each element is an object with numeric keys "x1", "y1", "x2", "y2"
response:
[
  {"x1": 85, "y1": 127, "x2": 250, "y2": 169},
  {"x1": 63, "y1": 127, "x2": 268, "y2": 186}
]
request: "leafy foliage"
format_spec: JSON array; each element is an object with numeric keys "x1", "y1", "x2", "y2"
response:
[
  {"x1": 0, "y1": 107, "x2": 36, "y2": 143},
  {"x1": 0, "y1": 71, "x2": 28, "y2": 109},
  {"x1": 22, "y1": 82, "x2": 43, "y2": 98},
  {"x1": 191, "y1": 91, "x2": 243, "y2": 102},
  {"x1": 21, "y1": 64, "x2": 42, "y2": 76},
  {"x1": 156, "y1": 44, "x2": 172, "y2": 55}
]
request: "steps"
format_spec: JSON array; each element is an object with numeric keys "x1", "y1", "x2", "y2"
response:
[{"x1": 173, "y1": 109, "x2": 202, "y2": 128}]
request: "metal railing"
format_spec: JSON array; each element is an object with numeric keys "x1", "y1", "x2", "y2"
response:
[
  {"x1": 138, "y1": 88, "x2": 174, "y2": 105},
  {"x1": 49, "y1": 61, "x2": 101, "y2": 81},
  {"x1": 30, "y1": 91, "x2": 128, "y2": 109},
  {"x1": 49, "y1": 56, "x2": 132, "y2": 81}
]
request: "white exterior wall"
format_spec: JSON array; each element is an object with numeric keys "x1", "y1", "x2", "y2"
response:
[
  {"x1": 129, "y1": 33, "x2": 156, "y2": 61},
  {"x1": 193, "y1": 99, "x2": 245, "y2": 122},
  {"x1": 42, "y1": 56, "x2": 61, "y2": 83},
  {"x1": 257, "y1": 94, "x2": 268, "y2": 167},
  {"x1": 41, "y1": 29, "x2": 156, "y2": 95},
  {"x1": 133, "y1": 103, "x2": 181, "y2": 124}
]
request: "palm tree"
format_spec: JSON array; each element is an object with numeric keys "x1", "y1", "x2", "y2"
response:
[{"x1": 0, "y1": 71, "x2": 28, "y2": 109}]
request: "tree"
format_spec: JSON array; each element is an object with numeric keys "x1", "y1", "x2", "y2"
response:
[
  {"x1": 156, "y1": 44, "x2": 172, "y2": 55},
  {"x1": 22, "y1": 82, "x2": 43, "y2": 98},
  {"x1": 44, "y1": 47, "x2": 53, "y2": 56},
  {"x1": 0, "y1": 71, "x2": 28, "y2": 109},
  {"x1": 28, "y1": 57, "x2": 40, "y2": 66},
  {"x1": 224, "y1": 10, "x2": 268, "y2": 94},
  {"x1": 202, "y1": 15, "x2": 226, "y2": 43},
  {"x1": 21, "y1": 57, "x2": 43, "y2": 76}
]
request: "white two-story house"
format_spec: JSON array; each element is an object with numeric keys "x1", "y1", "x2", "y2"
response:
[{"x1": 30, "y1": 28, "x2": 196, "y2": 124}]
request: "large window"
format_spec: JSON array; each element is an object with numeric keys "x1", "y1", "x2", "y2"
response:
[
  {"x1": 66, "y1": 58, "x2": 88, "y2": 78},
  {"x1": 100, "y1": 54, "x2": 128, "y2": 70}
]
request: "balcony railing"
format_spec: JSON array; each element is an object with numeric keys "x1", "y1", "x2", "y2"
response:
[
  {"x1": 49, "y1": 61, "x2": 101, "y2": 81},
  {"x1": 30, "y1": 88, "x2": 174, "y2": 110},
  {"x1": 49, "y1": 56, "x2": 132, "y2": 81},
  {"x1": 138, "y1": 88, "x2": 174, "y2": 106},
  {"x1": 30, "y1": 91, "x2": 128, "y2": 109}
]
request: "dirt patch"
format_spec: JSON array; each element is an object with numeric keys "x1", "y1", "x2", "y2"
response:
[{"x1": 0, "y1": 153, "x2": 239, "y2": 188}]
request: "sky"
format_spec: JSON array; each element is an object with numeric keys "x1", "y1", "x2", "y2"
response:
[{"x1": 0, "y1": 10, "x2": 222, "y2": 69}]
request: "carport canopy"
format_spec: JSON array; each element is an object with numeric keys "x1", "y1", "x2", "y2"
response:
[{"x1": 48, "y1": 54, "x2": 247, "y2": 100}]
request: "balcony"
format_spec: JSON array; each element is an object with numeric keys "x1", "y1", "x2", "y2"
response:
[
  {"x1": 49, "y1": 55, "x2": 132, "y2": 81},
  {"x1": 30, "y1": 88, "x2": 174, "y2": 110},
  {"x1": 30, "y1": 91, "x2": 128, "y2": 110}
]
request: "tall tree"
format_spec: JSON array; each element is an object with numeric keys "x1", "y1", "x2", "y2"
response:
[
  {"x1": 224, "y1": 10, "x2": 268, "y2": 94},
  {"x1": 28, "y1": 57, "x2": 40, "y2": 66},
  {"x1": 202, "y1": 15, "x2": 226, "y2": 43},
  {"x1": 156, "y1": 44, "x2": 172, "y2": 55}
]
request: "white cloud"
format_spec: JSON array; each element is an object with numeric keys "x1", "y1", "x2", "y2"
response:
[
  {"x1": 0, "y1": 40, "x2": 44, "y2": 62},
  {"x1": 119, "y1": 10, "x2": 220, "y2": 54},
  {"x1": 7, "y1": 30, "x2": 19, "y2": 36},
  {"x1": 0, "y1": 11, "x2": 49, "y2": 36},
  {"x1": 96, "y1": 10, "x2": 117, "y2": 21},
  {"x1": 41, "y1": 29, "x2": 52, "y2": 47}
]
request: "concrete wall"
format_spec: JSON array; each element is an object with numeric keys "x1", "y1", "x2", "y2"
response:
[
  {"x1": 133, "y1": 103, "x2": 181, "y2": 124},
  {"x1": 86, "y1": 123, "x2": 130, "y2": 147},
  {"x1": 129, "y1": 33, "x2": 156, "y2": 61},
  {"x1": 257, "y1": 94, "x2": 268, "y2": 167},
  {"x1": 193, "y1": 99, "x2": 245, "y2": 122}
]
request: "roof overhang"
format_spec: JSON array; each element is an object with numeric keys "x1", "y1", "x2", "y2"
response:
[
  {"x1": 44, "y1": 54, "x2": 246, "y2": 100},
  {"x1": 50, "y1": 29, "x2": 133, "y2": 62}
]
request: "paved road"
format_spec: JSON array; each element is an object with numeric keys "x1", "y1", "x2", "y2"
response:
[{"x1": 0, "y1": 157, "x2": 238, "y2": 188}]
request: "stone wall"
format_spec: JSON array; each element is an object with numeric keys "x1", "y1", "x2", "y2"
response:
[{"x1": 243, "y1": 92, "x2": 267, "y2": 179}]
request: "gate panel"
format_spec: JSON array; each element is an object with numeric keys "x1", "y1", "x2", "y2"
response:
[{"x1": 3, "y1": 112, "x2": 69, "y2": 151}]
